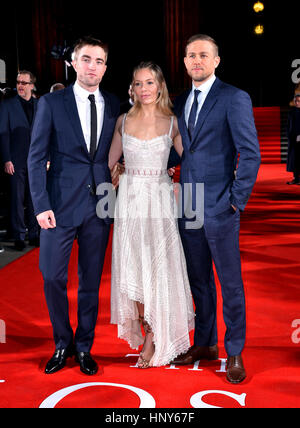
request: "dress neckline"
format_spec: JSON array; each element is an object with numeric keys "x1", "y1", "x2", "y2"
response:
[
  {"x1": 123, "y1": 132, "x2": 172, "y2": 143},
  {"x1": 122, "y1": 114, "x2": 174, "y2": 143}
]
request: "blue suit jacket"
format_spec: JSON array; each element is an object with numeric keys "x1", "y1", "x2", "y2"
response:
[
  {"x1": 174, "y1": 77, "x2": 261, "y2": 221},
  {"x1": 27, "y1": 85, "x2": 120, "y2": 227},
  {"x1": 0, "y1": 95, "x2": 38, "y2": 168}
]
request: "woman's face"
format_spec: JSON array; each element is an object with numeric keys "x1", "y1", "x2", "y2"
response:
[{"x1": 133, "y1": 68, "x2": 160, "y2": 106}]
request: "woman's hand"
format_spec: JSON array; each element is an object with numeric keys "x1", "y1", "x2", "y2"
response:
[{"x1": 110, "y1": 162, "x2": 125, "y2": 189}]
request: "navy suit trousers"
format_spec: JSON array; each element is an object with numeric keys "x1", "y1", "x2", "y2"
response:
[
  {"x1": 179, "y1": 207, "x2": 246, "y2": 357},
  {"x1": 39, "y1": 194, "x2": 110, "y2": 352},
  {"x1": 10, "y1": 166, "x2": 39, "y2": 241}
]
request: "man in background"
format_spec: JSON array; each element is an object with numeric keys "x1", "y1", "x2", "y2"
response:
[
  {"x1": 0, "y1": 71, "x2": 39, "y2": 250},
  {"x1": 287, "y1": 92, "x2": 300, "y2": 184}
]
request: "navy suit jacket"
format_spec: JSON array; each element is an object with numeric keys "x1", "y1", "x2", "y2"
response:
[
  {"x1": 0, "y1": 95, "x2": 38, "y2": 168},
  {"x1": 27, "y1": 85, "x2": 120, "y2": 227},
  {"x1": 174, "y1": 77, "x2": 261, "y2": 220}
]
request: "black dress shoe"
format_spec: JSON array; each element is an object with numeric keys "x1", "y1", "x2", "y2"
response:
[
  {"x1": 14, "y1": 240, "x2": 26, "y2": 251},
  {"x1": 75, "y1": 352, "x2": 98, "y2": 375},
  {"x1": 28, "y1": 237, "x2": 40, "y2": 247},
  {"x1": 45, "y1": 347, "x2": 74, "y2": 374}
]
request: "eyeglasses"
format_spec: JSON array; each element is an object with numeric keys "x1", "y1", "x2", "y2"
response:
[{"x1": 16, "y1": 81, "x2": 32, "y2": 86}]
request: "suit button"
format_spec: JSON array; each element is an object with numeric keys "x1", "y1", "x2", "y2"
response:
[{"x1": 190, "y1": 150, "x2": 195, "y2": 153}]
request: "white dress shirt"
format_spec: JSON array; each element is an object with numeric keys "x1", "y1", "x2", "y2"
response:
[
  {"x1": 73, "y1": 81, "x2": 105, "y2": 152},
  {"x1": 185, "y1": 74, "x2": 216, "y2": 128}
]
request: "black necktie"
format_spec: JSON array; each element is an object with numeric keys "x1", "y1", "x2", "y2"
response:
[
  {"x1": 188, "y1": 89, "x2": 200, "y2": 139},
  {"x1": 88, "y1": 94, "x2": 97, "y2": 159}
]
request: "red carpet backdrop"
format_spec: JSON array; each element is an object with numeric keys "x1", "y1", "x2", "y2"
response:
[{"x1": 0, "y1": 108, "x2": 299, "y2": 408}]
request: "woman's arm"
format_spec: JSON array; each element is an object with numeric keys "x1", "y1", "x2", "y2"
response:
[
  {"x1": 108, "y1": 114, "x2": 124, "y2": 170},
  {"x1": 172, "y1": 117, "x2": 184, "y2": 157}
]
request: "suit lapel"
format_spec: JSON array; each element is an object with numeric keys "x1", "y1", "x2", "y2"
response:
[
  {"x1": 64, "y1": 86, "x2": 114, "y2": 159},
  {"x1": 177, "y1": 90, "x2": 191, "y2": 147},
  {"x1": 191, "y1": 78, "x2": 221, "y2": 146},
  {"x1": 94, "y1": 90, "x2": 112, "y2": 158},
  {"x1": 63, "y1": 85, "x2": 89, "y2": 156}
]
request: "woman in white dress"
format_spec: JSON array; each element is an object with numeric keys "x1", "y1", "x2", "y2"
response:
[{"x1": 109, "y1": 62, "x2": 194, "y2": 368}]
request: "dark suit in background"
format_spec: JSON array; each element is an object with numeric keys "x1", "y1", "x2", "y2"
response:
[
  {"x1": 0, "y1": 95, "x2": 39, "y2": 245},
  {"x1": 286, "y1": 100, "x2": 300, "y2": 184}
]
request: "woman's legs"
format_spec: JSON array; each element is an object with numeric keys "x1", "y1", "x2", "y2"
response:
[{"x1": 136, "y1": 302, "x2": 155, "y2": 368}]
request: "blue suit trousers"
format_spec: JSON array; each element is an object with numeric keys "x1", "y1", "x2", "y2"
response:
[
  {"x1": 179, "y1": 207, "x2": 246, "y2": 357},
  {"x1": 39, "y1": 194, "x2": 110, "y2": 352}
]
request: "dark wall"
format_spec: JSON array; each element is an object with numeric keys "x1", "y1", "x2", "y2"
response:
[
  {"x1": 200, "y1": 0, "x2": 300, "y2": 107},
  {"x1": 0, "y1": 0, "x2": 299, "y2": 106},
  {"x1": 0, "y1": 0, "x2": 165, "y2": 101}
]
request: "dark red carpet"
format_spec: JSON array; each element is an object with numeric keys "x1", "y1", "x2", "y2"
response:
[{"x1": 0, "y1": 108, "x2": 299, "y2": 408}]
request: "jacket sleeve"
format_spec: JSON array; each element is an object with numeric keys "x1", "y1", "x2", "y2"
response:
[
  {"x1": 27, "y1": 96, "x2": 52, "y2": 216},
  {"x1": 167, "y1": 146, "x2": 182, "y2": 169},
  {"x1": 227, "y1": 90, "x2": 261, "y2": 211},
  {"x1": 0, "y1": 101, "x2": 11, "y2": 163}
]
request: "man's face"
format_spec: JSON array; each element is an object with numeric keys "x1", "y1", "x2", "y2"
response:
[
  {"x1": 294, "y1": 96, "x2": 300, "y2": 108},
  {"x1": 184, "y1": 40, "x2": 220, "y2": 86},
  {"x1": 16, "y1": 73, "x2": 34, "y2": 100},
  {"x1": 72, "y1": 45, "x2": 107, "y2": 92}
]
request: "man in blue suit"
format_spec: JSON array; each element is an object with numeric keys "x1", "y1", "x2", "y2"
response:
[
  {"x1": 172, "y1": 35, "x2": 261, "y2": 383},
  {"x1": 0, "y1": 71, "x2": 39, "y2": 250},
  {"x1": 28, "y1": 37, "x2": 120, "y2": 375}
]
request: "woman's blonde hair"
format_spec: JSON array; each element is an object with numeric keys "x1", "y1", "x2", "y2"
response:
[{"x1": 128, "y1": 61, "x2": 173, "y2": 117}]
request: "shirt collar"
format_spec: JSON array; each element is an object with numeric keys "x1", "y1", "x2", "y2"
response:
[
  {"x1": 18, "y1": 95, "x2": 33, "y2": 104},
  {"x1": 192, "y1": 74, "x2": 216, "y2": 95},
  {"x1": 74, "y1": 81, "x2": 101, "y2": 103}
]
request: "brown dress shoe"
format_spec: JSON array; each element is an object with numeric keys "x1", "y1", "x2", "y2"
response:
[
  {"x1": 226, "y1": 355, "x2": 246, "y2": 384},
  {"x1": 172, "y1": 344, "x2": 219, "y2": 365}
]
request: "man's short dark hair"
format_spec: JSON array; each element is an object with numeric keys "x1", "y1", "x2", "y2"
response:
[
  {"x1": 72, "y1": 36, "x2": 108, "y2": 62},
  {"x1": 185, "y1": 34, "x2": 219, "y2": 57},
  {"x1": 17, "y1": 70, "x2": 36, "y2": 84}
]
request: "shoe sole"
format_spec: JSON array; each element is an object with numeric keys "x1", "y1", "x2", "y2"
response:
[
  {"x1": 45, "y1": 361, "x2": 66, "y2": 375},
  {"x1": 172, "y1": 354, "x2": 219, "y2": 365},
  {"x1": 79, "y1": 367, "x2": 98, "y2": 376},
  {"x1": 226, "y1": 375, "x2": 246, "y2": 384},
  {"x1": 75, "y1": 356, "x2": 98, "y2": 376}
]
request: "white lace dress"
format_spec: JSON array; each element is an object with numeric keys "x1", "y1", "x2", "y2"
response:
[{"x1": 110, "y1": 115, "x2": 195, "y2": 367}]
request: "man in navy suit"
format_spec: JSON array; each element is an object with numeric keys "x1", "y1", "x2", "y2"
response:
[
  {"x1": 0, "y1": 71, "x2": 39, "y2": 250},
  {"x1": 172, "y1": 35, "x2": 261, "y2": 383},
  {"x1": 28, "y1": 37, "x2": 120, "y2": 375}
]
